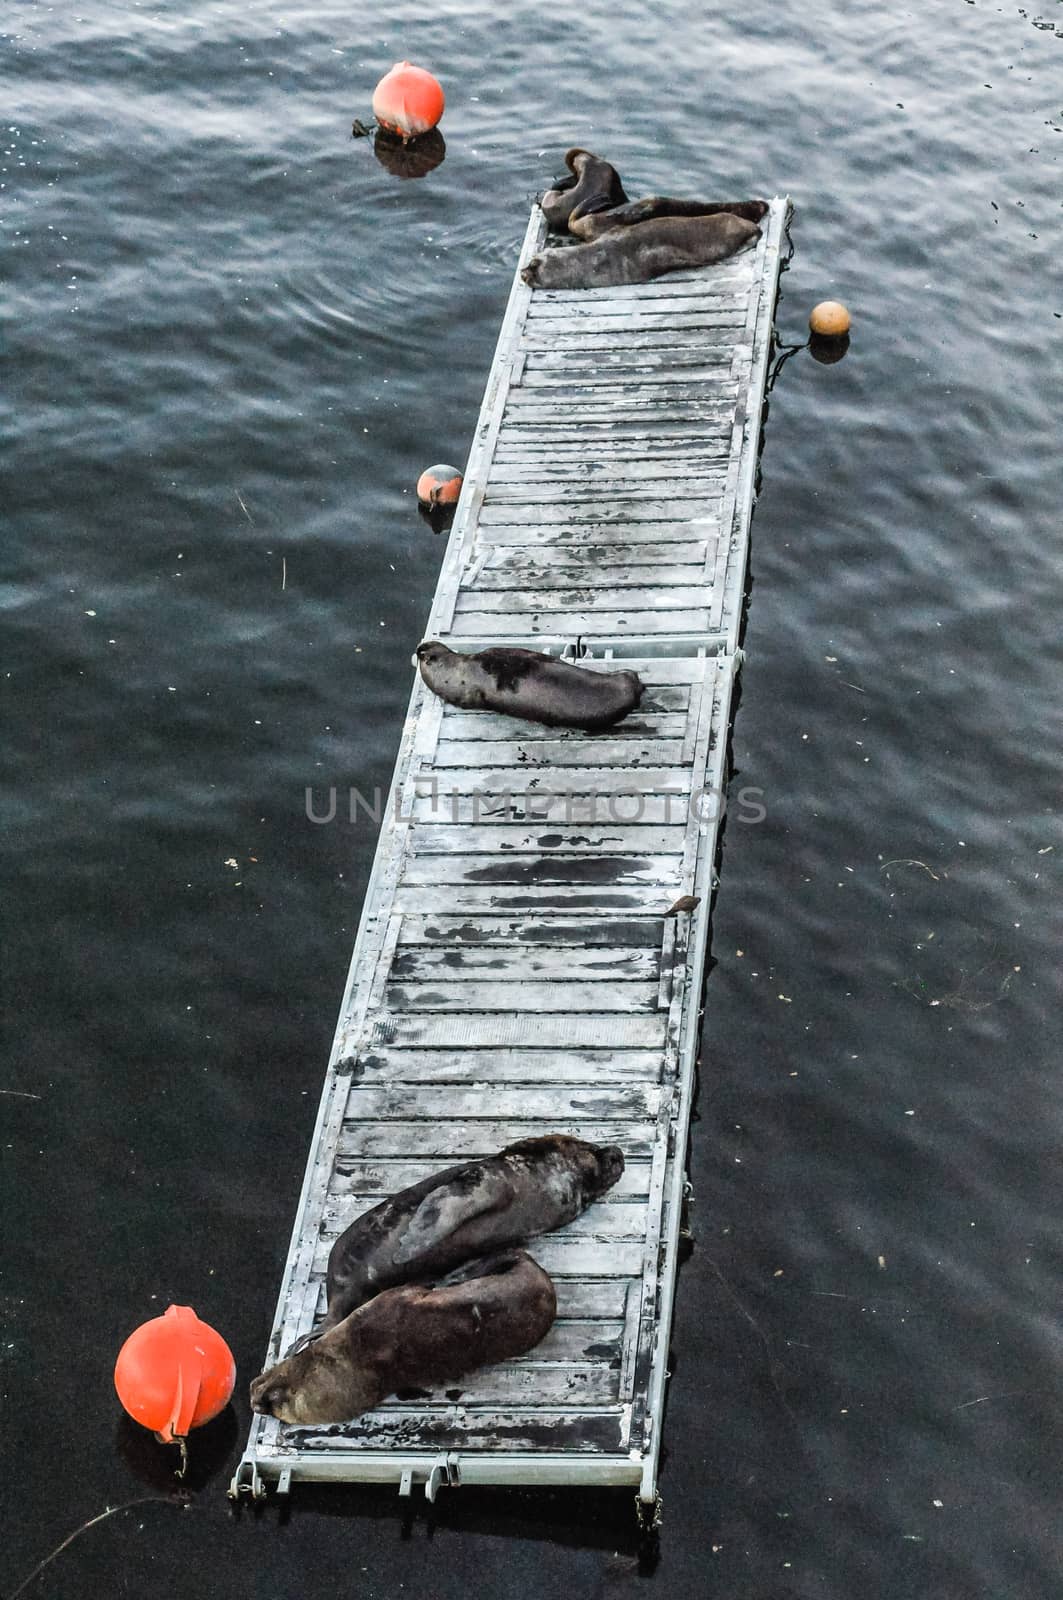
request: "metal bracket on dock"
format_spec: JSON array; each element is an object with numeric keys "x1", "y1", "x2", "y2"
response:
[
  {"x1": 228, "y1": 1456, "x2": 267, "y2": 1502},
  {"x1": 635, "y1": 1488, "x2": 664, "y2": 1534},
  {"x1": 425, "y1": 1453, "x2": 462, "y2": 1503}
]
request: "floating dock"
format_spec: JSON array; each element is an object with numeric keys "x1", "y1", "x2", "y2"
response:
[{"x1": 231, "y1": 198, "x2": 789, "y2": 1508}]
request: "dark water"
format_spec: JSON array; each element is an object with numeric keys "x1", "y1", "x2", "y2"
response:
[{"x1": 3, "y1": 0, "x2": 1061, "y2": 1594}]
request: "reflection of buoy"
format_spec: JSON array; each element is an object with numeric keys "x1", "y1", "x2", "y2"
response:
[
  {"x1": 372, "y1": 126, "x2": 446, "y2": 181},
  {"x1": 417, "y1": 464, "x2": 463, "y2": 507},
  {"x1": 114, "y1": 1305, "x2": 235, "y2": 1445},
  {"x1": 809, "y1": 331, "x2": 851, "y2": 365},
  {"x1": 372, "y1": 62, "x2": 445, "y2": 141},
  {"x1": 809, "y1": 300, "x2": 851, "y2": 336}
]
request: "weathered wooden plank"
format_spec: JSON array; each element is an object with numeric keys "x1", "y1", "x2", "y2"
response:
[
  {"x1": 394, "y1": 914, "x2": 665, "y2": 947},
  {"x1": 362, "y1": 1010, "x2": 669, "y2": 1048},
  {"x1": 527, "y1": 291, "x2": 746, "y2": 316},
  {"x1": 430, "y1": 712, "x2": 688, "y2": 742},
  {"x1": 491, "y1": 427, "x2": 730, "y2": 451},
  {"x1": 411, "y1": 763, "x2": 692, "y2": 791},
  {"x1": 430, "y1": 738, "x2": 684, "y2": 770},
  {"x1": 504, "y1": 386, "x2": 736, "y2": 413},
  {"x1": 525, "y1": 310, "x2": 744, "y2": 335},
  {"x1": 389, "y1": 885, "x2": 696, "y2": 916},
  {"x1": 500, "y1": 405, "x2": 734, "y2": 429},
  {"x1": 520, "y1": 365, "x2": 735, "y2": 388},
  {"x1": 344, "y1": 1080, "x2": 662, "y2": 1121},
  {"x1": 350, "y1": 1043, "x2": 664, "y2": 1083},
  {"x1": 470, "y1": 564, "x2": 705, "y2": 592},
  {"x1": 524, "y1": 345, "x2": 737, "y2": 369},
  {"x1": 434, "y1": 709, "x2": 690, "y2": 740},
  {"x1": 478, "y1": 499, "x2": 720, "y2": 526},
  {"x1": 326, "y1": 1363, "x2": 625, "y2": 1408},
  {"x1": 408, "y1": 793, "x2": 707, "y2": 825},
  {"x1": 398, "y1": 854, "x2": 680, "y2": 892},
  {"x1": 449, "y1": 609, "x2": 711, "y2": 639},
  {"x1": 399, "y1": 855, "x2": 679, "y2": 893},
  {"x1": 384, "y1": 978, "x2": 660, "y2": 1014},
  {"x1": 453, "y1": 587, "x2": 712, "y2": 616},
  {"x1": 408, "y1": 823, "x2": 686, "y2": 856},
  {"x1": 470, "y1": 520, "x2": 717, "y2": 547},
  {"x1": 472, "y1": 554, "x2": 712, "y2": 586},
  {"x1": 286, "y1": 1408, "x2": 631, "y2": 1455},
  {"x1": 488, "y1": 458, "x2": 727, "y2": 485},
  {"x1": 491, "y1": 445, "x2": 727, "y2": 469},
  {"x1": 519, "y1": 328, "x2": 742, "y2": 353},
  {"x1": 328, "y1": 1156, "x2": 653, "y2": 1204},
  {"x1": 410, "y1": 763, "x2": 691, "y2": 792},
  {"x1": 484, "y1": 480, "x2": 724, "y2": 506}
]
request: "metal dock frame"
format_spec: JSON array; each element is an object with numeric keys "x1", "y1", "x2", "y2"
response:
[{"x1": 231, "y1": 198, "x2": 790, "y2": 1511}]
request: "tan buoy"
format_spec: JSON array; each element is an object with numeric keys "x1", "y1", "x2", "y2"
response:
[{"x1": 809, "y1": 300, "x2": 851, "y2": 336}]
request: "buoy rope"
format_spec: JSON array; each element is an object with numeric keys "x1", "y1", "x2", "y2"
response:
[{"x1": 4, "y1": 1495, "x2": 192, "y2": 1600}]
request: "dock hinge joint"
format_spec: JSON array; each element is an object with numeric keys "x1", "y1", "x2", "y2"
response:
[{"x1": 227, "y1": 1456, "x2": 267, "y2": 1501}]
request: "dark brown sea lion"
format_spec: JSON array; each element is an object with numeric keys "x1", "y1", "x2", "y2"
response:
[
  {"x1": 540, "y1": 147, "x2": 629, "y2": 232},
  {"x1": 251, "y1": 1250, "x2": 557, "y2": 1426},
  {"x1": 416, "y1": 641, "x2": 643, "y2": 731},
  {"x1": 570, "y1": 196, "x2": 769, "y2": 241},
  {"x1": 522, "y1": 212, "x2": 761, "y2": 291},
  {"x1": 315, "y1": 1134, "x2": 624, "y2": 1337}
]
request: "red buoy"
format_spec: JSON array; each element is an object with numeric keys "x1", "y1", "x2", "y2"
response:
[
  {"x1": 372, "y1": 62, "x2": 445, "y2": 142},
  {"x1": 114, "y1": 1305, "x2": 235, "y2": 1443},
  {"x1": 417, "y1": 464, "x2": 463, "y2": 506}
]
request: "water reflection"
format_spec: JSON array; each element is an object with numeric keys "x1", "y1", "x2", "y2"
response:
[
  {"x1": 418, "y1": 501, "x2": 457, "y2": 535},
  {"x1": 372, "y1": 128, "x2": 447, "y2": 181},
  {"x1": 808, "y1": 330, "x2": 851, "y2": 365}
]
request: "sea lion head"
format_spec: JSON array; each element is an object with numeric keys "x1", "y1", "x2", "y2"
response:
[
  {"x1": 520, "y1": 257, "x2": 543, "y2": 288},
  {"x1": 414, "y1": 639, "x2": 452, "y2": 669},
  {"x1": 580, "y1": 1139, "x2": 626, "y2": 1199},
  {"x1": 249, "y1": 1335, "x2": 379, "y2": 1426}
]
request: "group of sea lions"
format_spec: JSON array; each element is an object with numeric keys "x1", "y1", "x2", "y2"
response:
[
  {"x1": 522, "y1": 147, "x2": 769, "y2": 289},
  {"x1": 251, "y1": 1135, "x2": 624, "y2": 1424}
]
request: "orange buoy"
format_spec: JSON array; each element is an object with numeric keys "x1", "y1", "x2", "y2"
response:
[
  {"x1": 372, "y1": 62, "x2": 445, "y2": 142},
  {"x1": 417, "y1": 463, "x2": 463, "y2": 506},
  {"x1": 809, "y1": 300, "x2": 851, "y2": 337},
  {"x1": 114, "y1": 1305, "x2": 235, "y2": 1444}
]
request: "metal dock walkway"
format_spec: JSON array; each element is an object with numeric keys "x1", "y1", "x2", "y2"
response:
[{"x1": 231, "y1": 197, "x2": 789, "y2": 1507}]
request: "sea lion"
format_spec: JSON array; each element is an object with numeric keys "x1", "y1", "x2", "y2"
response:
[
  {"x1": 415, "y1": 641, "x2": 643, "y2": 731},
  {"x1": 251, "y1": 1250, "x2": 557, "y2": 1426},
  {"x1": 541, "y1": 147, "x2": 629, "y2": 232},
  {"x1": 315, "y1": 1134, "x2": 624, "y2": 1338},
  {"x1": 522, "y1": 212, "x2": 761, "y2": 291},
  {"x1": 570, "y1": 196, "x2": 769, "y2": 242}
]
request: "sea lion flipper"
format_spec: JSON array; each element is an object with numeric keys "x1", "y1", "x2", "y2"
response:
[{"x1": 391, "y1": 1169, "x2": 512, "y2": 1266}]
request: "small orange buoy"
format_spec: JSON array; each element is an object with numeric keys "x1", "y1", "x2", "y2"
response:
[
  {"x1": 417, "y1": 464, "x2": 463, "y2": 506},
  {"x1": 372, "y1": 62, "x2": 445, "y2": 142},
  {"x1": 809, "y1": 300, "x2": 851, "y2": 337},
  {"x1": 114, "y1": 1305, "x2": 235, "y2": 1445}
]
